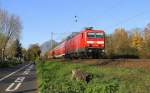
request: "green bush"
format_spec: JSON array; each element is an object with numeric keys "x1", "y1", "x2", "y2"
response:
[{"x1": 0, "y1": 58, "x2": 22, "y2": 67}]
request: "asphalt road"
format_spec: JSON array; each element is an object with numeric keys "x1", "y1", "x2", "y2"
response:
[{"x1": 0, "y1": 63, "x2": 38, "y2": 93}]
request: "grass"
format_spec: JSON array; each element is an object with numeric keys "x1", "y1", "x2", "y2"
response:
[{"x1": 36, "y1": 61, "x2": 150, "y2": 93}]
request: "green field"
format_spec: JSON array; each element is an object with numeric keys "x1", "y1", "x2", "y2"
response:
[{"x1": 36, "y1": 61, "x2": 150, "y2": 93}]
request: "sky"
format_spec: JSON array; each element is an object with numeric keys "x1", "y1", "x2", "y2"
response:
[{"x1": 0, "y1": 0, "x2": 150, "y2": 48}]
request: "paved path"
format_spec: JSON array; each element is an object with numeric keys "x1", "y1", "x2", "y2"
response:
[{"x1": 0, "y1": 63, "x2": 38, "y2": 93}]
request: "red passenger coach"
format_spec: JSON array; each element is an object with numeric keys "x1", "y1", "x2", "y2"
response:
[
  {"x1": 48, "y1": 28, "x2": 105, "y2": 59},
  {"x1": 48, "y1": 41, "x2": 66, "y2": 58}
]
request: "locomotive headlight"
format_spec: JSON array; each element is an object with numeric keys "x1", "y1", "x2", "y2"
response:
[
  {"x1": 102, "y1": 49, "x2": 105, "y2": 52},
  {"x1": 87, "y1": 41, "x2": 94, "y2": 44},
  {"x1": 97, "y1": 41, "x2": 104, "y2": 44}
]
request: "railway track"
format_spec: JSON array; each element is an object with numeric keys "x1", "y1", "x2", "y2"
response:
[
  {"x1": 49, "y1": 58, "x2": 150, "y2": 62},
  {"x1": 48, "y1": 59, "x2": 150, "y2": 68},
  {"x1": 50, "y1": 59, "x2": 150, "y2": 64}
]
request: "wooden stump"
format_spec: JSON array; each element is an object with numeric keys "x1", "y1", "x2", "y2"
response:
[{"x1": 71, "y1": 69, "x2": 93, "y2": 83}]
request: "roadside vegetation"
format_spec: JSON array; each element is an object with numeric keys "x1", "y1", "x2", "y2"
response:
[
  {"x1": 36, "y1": 61, "x2": 150, "y2": 93},
  {"x1": 0, "y1": 58, "x2": 22, "y2": 68},
  {"x1": 0, "y1": 9, "x2": 23, "y2": 67}
]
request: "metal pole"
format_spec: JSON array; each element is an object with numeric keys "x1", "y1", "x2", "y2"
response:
[{"x1": 51, "y1": 32, "x2": 53, "y2": 49}]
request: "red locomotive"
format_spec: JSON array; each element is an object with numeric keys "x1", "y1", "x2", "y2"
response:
[{"x1": 48, "y1": 28, "x2": 105, "y2": 58}]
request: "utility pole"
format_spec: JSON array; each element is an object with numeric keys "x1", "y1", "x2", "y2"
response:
[{"x1": 51, "y1": 32, "x2": 53, "y2": 50}]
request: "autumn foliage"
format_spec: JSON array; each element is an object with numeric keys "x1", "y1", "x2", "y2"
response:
[{"x1": 106, "y1": 24, "x2": 150, "y2": 58}]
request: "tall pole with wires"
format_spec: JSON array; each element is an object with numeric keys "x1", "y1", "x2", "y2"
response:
[{"x1": 51, "y1": 32, "x2": 53, "y2": 50}]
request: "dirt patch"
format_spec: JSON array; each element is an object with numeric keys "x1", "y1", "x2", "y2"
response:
[{"x1": 112, "y1": 61, "x2": 150, "y2": 68}]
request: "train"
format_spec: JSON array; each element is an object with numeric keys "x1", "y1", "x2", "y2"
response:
[{"x1": 48, "y1": 28, "x2": 105, "y2": 59}]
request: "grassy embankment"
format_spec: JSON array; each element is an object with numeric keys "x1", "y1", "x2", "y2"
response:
[{"x1": 36, "y1": 61, "x2": 150, "y2": 93}]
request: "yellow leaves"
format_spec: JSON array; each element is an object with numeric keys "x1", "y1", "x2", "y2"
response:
[
  {"x1": 112, "y1": 28, "x2": 129, "y2": 53},
  {"x1": 130, "y1": 31, "x2": 143, "y2": 50},
  {"x1": 106, "y1": 24, "x2": 150, "y2": 58}
]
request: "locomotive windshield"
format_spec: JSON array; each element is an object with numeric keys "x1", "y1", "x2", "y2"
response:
[{"x1": 87, "y1": 32, "x2": 104, "y2": 38}]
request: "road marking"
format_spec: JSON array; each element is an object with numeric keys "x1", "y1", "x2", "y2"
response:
[
  {"x1": 22, "y1": 65, "x2": 34, "y2": 75},
  {"x1": 5, "y1": 64, "x2": 34, "y2": 92},
  {"x1": 15, "y1": 77, "x2": 25, "y2": 83},
  {"x1": 0, "y1": 64, "x2": 30, "y2": 82},
  {"x1": 5, "y1": 82, "x2": 22, "y2": 92},
  {"x1": 6, "y1": 76, "x2": 25, "y2": 91},
  {"x1": 22, "y1": 70, "x2": 30, "y2": 75}
]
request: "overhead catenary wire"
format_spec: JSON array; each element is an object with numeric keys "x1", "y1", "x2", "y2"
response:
[
  {"x1": 105, "y1": 11, "x2": 146, "y2": 31},
  {"x1": 51, "y1": 0, "x2": 146, "y2": 43},
  {"x1": 103, "y1": 1, "x2": 149, "y2": 31},
  {"x1": 96, "y1": 0, "x2": 148, "y2": 33},
  {"x1": 51, "y1": 0, "x2": 122, "y2": 35},
  {"x1": 71, "y1": 0, "x2": 123, "y2": 29}
]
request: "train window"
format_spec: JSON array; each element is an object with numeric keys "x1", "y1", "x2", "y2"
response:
[
  {"x1": 87, "y1": 32, "x2": 104, "y2": 38},
  {"x1": 96, "y1": 33, "x2": 104, "y2": 38},
  {"x1": 87, "y1": 32, "x2": 95, "y2": 38}
]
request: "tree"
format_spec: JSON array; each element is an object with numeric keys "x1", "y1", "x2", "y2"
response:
[
  {"x1": 3, "y1": 15, "x2": 22, "y2": 54},
  {"x1": 0, "y1": 9, "x2": 22, "y2": 62},
  {"x1": 144, "y1": 23, "x2": 150, "y2": 47},
  {"x1": 5, "y1": 40, "x2": 17, "y2": 58},
  {"x1": 112, "y1": 28, "x2": 130, "y2": 55},
  {"x1": 15, "y1": 39, "x2": 22, "y2": 60},
  {"x1": 22, "y1": 48, "x2": 28, "y2": 61},
  {"x1": 4, "y1": 39, "x2": 22, "y2": 59},
  {"x1": 105, "y1": 34, "x2": 114, "y2": 58},
  {"x1": 0, "y1": 9, "x2": 8, "y2": 50},
  {"x1": 0, "y1": 32, "x2": 6, "y2": 59},
  {"x1": 130, "y1": 28, "x2": 143, "y2": 50},
  {"x1": 105, "y1": 28, "x2": 139, "y2": 58},
  {"x1": 142, "y1": 23, "x2": 150, "y2": 58},
  {"x1": 27, "y1": 44, "x2": 41, "y2": 61}
]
